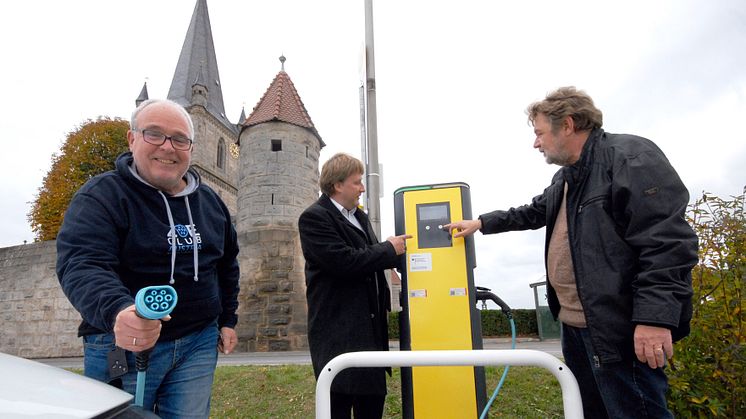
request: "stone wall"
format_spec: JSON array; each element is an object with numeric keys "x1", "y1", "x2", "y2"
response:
[
  {"x1": 0, "y1": 242, "x2": 83, "y2": 359},
  {"x1": 235, "y1": 230, "x2": 308, "y2": 352}
]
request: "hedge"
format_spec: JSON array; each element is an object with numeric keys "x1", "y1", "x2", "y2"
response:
[{"x1": 388, "y1": 309, "x2": 540, "y2": 339}]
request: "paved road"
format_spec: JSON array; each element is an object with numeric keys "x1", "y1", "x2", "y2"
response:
[{"x1": 37, "y1": 338, "x2": 561, "y2": 369}]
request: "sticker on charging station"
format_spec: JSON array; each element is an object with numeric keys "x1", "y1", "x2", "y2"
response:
[
  {"x1": 409, "y1": 289, "x2": 427, "y2": 298},
  {"x1": 409, "y1": 253, "x2": 432, "y2": 272},
  {"x1": 449, "y1": 288, "x2": 467, "y2": 296}
]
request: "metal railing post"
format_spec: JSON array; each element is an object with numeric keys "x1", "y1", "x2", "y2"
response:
[{"x1": 315, "y1": 349, "x2": 583, "y2": 419}]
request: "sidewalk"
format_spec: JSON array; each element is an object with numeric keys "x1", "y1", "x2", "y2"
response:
[{"x1": 36, "y1": 338, "x2": 561, "y2": 369}]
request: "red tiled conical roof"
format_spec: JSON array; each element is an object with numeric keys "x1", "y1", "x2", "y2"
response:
[{"x1": 243, "y1": 70, "x2": 323, "y2": 146}]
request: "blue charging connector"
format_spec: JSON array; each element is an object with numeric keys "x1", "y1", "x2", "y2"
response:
[
  {"x1": 135, "y1": 286, "x2": 178, "y2": 320},
  {"x1": 133, "y1": 285, "x2": 178, "y2": 407}
]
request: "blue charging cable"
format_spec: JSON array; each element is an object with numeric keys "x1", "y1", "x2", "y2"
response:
[
  {"x1": 480, "y1": 316, "x2": 516, "y2": 419},
  {"x1": 475, "y1": 286, "x2": 515, "y2": 419},
  {"x1": 133, "y1": 285, "x2": 178, "y2": 407}
]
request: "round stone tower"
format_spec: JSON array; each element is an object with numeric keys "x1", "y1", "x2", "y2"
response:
[{"x1": 236, "y1": 60, "x2": 324, "y2": 351}]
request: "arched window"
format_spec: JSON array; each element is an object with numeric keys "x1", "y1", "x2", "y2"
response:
[{"x1": 217, "y1": 138, "x2": 226, "y2": 169}]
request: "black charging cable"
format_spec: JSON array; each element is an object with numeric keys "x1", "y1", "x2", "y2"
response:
[{"x1": 475, "y1": 286, "x2": 515, "y2": 419}]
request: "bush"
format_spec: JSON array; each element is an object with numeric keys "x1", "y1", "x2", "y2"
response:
[
  {"x1": 28, "y1": 118, "x2": 129, "y2": 241},
  {"x1": 388, "y1": 308, "x2": 539, "y2": 340},
  {"x1": 668, "y1": 191, "x2": 745, "y2": 417},
  {"x1": 480, "y1": 309, "x2": 538, "y2": 337}
]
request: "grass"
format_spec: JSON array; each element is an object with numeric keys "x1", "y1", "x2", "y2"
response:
[{"x1": 210, "y1": 365, "x2": 563, "y2": 418}]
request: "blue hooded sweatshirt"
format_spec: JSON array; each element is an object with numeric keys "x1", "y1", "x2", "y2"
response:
[{"x1": 56, "y1": 152, "x2": 240, "y2": 341}]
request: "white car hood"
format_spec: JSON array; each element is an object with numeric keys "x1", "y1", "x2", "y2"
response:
[{"x1": 0, "y1": 352, "x2": 133, "y2": 418}]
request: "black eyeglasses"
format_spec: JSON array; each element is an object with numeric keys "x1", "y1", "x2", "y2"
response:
[{"x1": 138, "y1": 129, "x2": 193, "y2": 151}]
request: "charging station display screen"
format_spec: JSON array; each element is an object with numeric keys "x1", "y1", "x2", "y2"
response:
[
  {"x1": 416, "y1": 202, "x2": 451, "y2": 248},
  {"x1": 418, "y1": 204, "x2": 448, "y2": 221}
]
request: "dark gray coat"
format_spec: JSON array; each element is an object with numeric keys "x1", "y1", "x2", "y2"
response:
[{"x1": 299, "y1": 194, "x2": 398, "y2": 395}]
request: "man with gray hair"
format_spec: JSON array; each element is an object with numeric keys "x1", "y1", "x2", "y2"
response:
[
  {"x1": 57, "y1": 99, "x2": 240, "y2": 418},
  {"x1": 447, "y1": 87, "x2": 697, "y2": 418}
]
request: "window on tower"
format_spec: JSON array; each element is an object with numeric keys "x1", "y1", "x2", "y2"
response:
[
  {"x1": 271, "y1": 139, "x2": 282, "y2": 152},
  {"x1": 217, "y1": 138, "x2": 226, "y2": 169}
]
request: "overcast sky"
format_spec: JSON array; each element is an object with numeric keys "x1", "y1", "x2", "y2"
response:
[{"x1": 1, "y1": 0, "x2": 744, "y2": 309}]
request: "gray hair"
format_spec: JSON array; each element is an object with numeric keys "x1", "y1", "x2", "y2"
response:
[
  {"x1": 130, "y1": 99, "x2": 195, "y2": 140},
  {"x1": 526, "y1": 86, "x2": 602, "y2": 133}
]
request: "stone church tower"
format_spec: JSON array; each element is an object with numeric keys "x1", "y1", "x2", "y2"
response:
[
  {"x1": 236, "y1": 57, "x2": 325, "y2": 351},
  {"x1": 136, "y1": 0, "x2": 323, "y2": 351}
]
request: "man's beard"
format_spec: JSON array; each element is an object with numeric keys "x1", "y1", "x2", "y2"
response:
[{"x1": 544, "y1": 150, "x2": 574, "y2": 166}]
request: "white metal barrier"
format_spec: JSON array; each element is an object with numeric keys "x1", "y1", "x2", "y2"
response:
[{"x1": 315, "y1": 349, "x2": 583, "y2": 419}]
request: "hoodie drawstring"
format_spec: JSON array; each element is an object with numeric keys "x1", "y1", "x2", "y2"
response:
[
  {"x1": 158, "y1": 191, "x2": 177, "y2": 285},
  {"x1": 184, "y1": 195, "x2": 199, "y2": 281},
  {"x1": 157, "y1": 191, "x2": 200, "y2": 284}
]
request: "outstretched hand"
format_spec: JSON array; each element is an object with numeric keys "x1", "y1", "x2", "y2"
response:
[
  {"x1": 387, "y1": 234, "x2": 413, "y2": 255},
  {"x1": 445, "y1": 219, "x2": 482, "y2": 238}
]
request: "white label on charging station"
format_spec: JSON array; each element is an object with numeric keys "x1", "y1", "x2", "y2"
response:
[
  {"x1": 409, "y1": 253, "x2": 432, "y2": 272},
  {"x1": 450, "y1": 288, "x2": 467, "y2": 296},
  {"x1": 410, "y1": 289, "x2": 427, "y2": 298}
]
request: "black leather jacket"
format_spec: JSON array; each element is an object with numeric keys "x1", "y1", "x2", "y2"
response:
[{"x1": 479, "y1": 129, "x2": 698, "y2": 362}]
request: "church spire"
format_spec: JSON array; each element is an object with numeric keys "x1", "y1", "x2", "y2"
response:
[
  {"x1": 167, "y1": 0, "x2": 234, "y2": 133},
  {"x1": 135, "y1": 81, "x2": 149, "y2": 107},
  {"x1": 238, "y1": 105, "x2": 247, "y2": 125}
]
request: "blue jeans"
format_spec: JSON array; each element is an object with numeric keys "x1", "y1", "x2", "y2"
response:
[
  {"x1": 561, "y1": 324, "x2": 672, "y2": 419},
  {"x1": 83, "y1": 323, "x2": 219, "y2": 418}
]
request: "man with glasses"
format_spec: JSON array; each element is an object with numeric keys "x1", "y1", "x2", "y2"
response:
[{"x1": 57, "y1": 99, "x2": 240, "y2": 418}]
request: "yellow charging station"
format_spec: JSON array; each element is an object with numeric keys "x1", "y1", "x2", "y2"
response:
[{"x1": 394, "y1": 182, "x2": 486, "y2": 419}]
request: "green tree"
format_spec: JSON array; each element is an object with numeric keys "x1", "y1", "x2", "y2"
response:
[
  {"x1": 669, "y1": 190, "x2": 745, "y2": 418},
  {"x1": 28, "y1": 117, "x2": 130, "y2": 241}
]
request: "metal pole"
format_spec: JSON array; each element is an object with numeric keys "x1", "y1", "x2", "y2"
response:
[
  {"x1": 315, "y1": 350, "x2": 584, "y2": 419},
  {"x1": 359, "y1": 82, "x2": 368, "y2": 214},
  {"x1": 364, "y1": 0, "x2": 381, "y2": 238}
]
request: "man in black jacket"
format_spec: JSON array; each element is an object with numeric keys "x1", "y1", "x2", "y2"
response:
[
  {"x1": 447, "y1": 87, "x2": 697, "y2": 418},
  {"x1": 299, "y1": 153, "x2": 410, "y2": 419}
]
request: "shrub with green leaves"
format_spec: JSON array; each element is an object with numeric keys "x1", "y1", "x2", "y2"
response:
[
  {"x1": 668, "y1": 191, "x2": 745, "y2": 417},
  {"x1": 388, "y1": 308, "x2": 540, "y2": 340},
  {"x1": 28, "y1": 117, "x2": 130, "y2": 241}
]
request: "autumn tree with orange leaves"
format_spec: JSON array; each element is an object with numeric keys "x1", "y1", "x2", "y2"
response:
[{"x1": 28, "y1": 117, "x2": 130, "y2": 241}]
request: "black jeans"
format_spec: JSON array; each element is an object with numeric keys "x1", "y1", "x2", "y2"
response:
[
  {"x1": 561, "y1": 323, "x2": 673, "y2": 418},
  {"x1": 330, "y1": 391, "x2": 385, "y2": 419}
]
